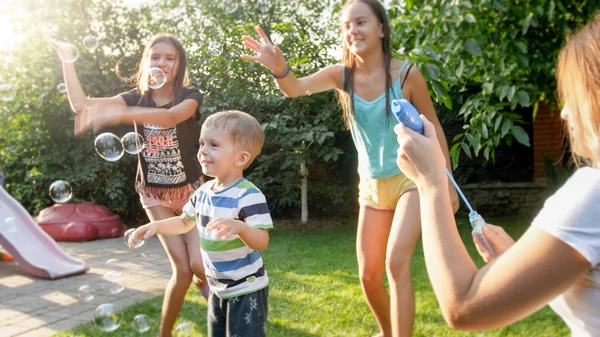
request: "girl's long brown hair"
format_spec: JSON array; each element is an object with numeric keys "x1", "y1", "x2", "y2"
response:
[
  {"x1": 336, "y1": 0, "x2": 393, "y2": 129},
  {"x1": 134, "y1": 34, "x2": 190, "y2": 106},
  {"x1": 556, "y1": 12, "x2": 600, "y2": 167}
]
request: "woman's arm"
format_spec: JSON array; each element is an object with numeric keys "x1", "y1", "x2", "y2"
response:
[
  {"x1": 241, "y1": 26, "x2": 341, "y2": 97},
  {"x1": 395, "y1": 119, "x2": 591, "y2": 330},
  {"x1": 403, "y1": 66, "x2": 459, "y2": 212}
]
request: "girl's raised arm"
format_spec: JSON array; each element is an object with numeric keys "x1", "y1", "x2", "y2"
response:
[
  {"x1": 241, "y1": 26, "x2": 341, "y2": 98},
  {"x1": 44, "y1": 32, "x2": 126, "y2": 113}
]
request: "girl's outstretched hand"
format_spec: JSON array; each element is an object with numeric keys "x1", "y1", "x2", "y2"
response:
[
  {"x1": 42, "y1": 31, "x2": 61, "y2": 50},
  {"x1": 241, "y1": 25, "x2": 287, "y2": 75},
  {"x1": 74, "y1": 102, "x2": 125, "y2": 136}
]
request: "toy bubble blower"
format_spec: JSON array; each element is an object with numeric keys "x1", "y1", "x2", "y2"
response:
[{"x1": 392, "y1": 99, "x2": 497, "y2": 258}]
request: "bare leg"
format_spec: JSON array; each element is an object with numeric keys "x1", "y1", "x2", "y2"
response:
[
  {"x1": 182, "y1": 226, "x2": 207, "y2": 289},
  {"x1": 146, "y1": 206, "x2": 193, "y2": 337},
  {"x1": 356, "y1": 206, "x2": 395, "y2": 337},
  {"x1": 386, "y1": 190, "x2": 421, "y2": 337}
]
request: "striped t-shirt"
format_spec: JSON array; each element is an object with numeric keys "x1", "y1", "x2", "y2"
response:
[{"x1": 182, "y1": 178, "x2": 273, "y2": 298}]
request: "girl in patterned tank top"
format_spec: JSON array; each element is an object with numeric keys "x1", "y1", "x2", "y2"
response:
[{"x1": 45, "y1": 32, "x2": 206, "y2": 337}]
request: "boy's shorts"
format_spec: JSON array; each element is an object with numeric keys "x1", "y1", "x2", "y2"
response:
[
  {"x1": 139, "y1": 188, "x2": 193, "y2": 215},
  {"x1": 358, "y1": 173, "x2": 418, "y2": 211},
  {"x1": 208, "y1": 286, "x2": 269, "y2": 337}
]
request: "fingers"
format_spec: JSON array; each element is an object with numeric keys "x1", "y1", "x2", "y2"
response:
[
  {"x1": 74, "y1": 106, "x2": 94, "y2": 136},
  {"x1": 242, "y1": 36, "x2": 262, "y2": 51},
  {"x1": 420, "y1": 114, "x2": 438, "y2": 139},
  {"x1": 254, "y1": 25, "x2": 272, "y2": 44},
  {"x1": 240, "y1": 54, "x2": 261, "y2": 62},
  {"x1": 472, "y1": 231, "x2": 492, "y2": 263},
  {"x1": 143, "y1": 228, "x2": 155, "y2": 240}
]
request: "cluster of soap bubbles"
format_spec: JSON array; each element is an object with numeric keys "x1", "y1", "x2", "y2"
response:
[
  {"x1": 78, "y1": 256, "x2": 196, "y2": 334},
  {"x1": 94, "y1": 131, "x2": 146, "y2": 162},
  {"x1": 54, "y1": 35, "x2": 98, "y2": 65},
  {"x1": 76, "y1": 257, "x2": 161, "y2": 334},
  {"x1": 78, "y1": 218, "x2": 200, "y2": 334}
]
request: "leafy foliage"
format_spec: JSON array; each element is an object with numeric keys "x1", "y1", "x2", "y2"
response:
[
  {"x1": 1, "y1": 0, "x2": 598, "y2": 221},
  {"x1": 389, "y1": 0, "x2": 599, "y2": 168},
  {"x1": 0, "y1": 0, "x2": 347, "y2": 219}
]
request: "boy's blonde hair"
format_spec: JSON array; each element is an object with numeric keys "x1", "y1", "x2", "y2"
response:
[
  {"x1": 202, "y1": 110, "x2": 264, "y2": 168},
  {"x1": 557, "y1": 12, "x2": 600, "y2": 167}
]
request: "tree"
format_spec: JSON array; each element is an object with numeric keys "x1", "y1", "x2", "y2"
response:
[{"x1": 389, "y1": 0, "x2": 599, "y2": 167}]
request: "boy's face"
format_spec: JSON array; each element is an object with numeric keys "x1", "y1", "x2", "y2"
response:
[{"x1": 198, "y1": 126, "x2": 245, "y2": 179}]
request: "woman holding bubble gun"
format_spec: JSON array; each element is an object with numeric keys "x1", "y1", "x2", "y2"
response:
[
  {"x1": 242, "y1": 1, "x2": 458, "y2": 336},
  {"x1": 394, "y1": 13, "x2": 600, "y2": 336},
  {"x1": 44, "y1": 32, "x2": 208, "y2": 337}
]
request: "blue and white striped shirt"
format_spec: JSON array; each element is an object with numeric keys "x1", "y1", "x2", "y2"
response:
[{"x1": 183, "y1": 178, "x2": 273, "y2": 298}]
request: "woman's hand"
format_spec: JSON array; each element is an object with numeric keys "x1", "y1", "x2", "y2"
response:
[
  {"x1": 394, "y1": 115, "x2": 447, "y2": 188},
  {"x1": 241, "y1": 26, "x2": 288, "y2": 75},
  {"x1": 472, "y1": 224, "x2": 516, "y2": 263}
]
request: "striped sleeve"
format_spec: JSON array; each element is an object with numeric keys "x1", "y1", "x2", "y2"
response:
[
  {"x1": 182, "y1": 190, "x2": 198, "y2": 220},
  {"x1": 238, "y1": 189, "x2": 273, "y2": 230}
]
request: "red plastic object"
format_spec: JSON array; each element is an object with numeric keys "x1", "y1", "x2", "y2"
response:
[
  {"x1": 35, "y1": 202, "x2": 126, "y2": 242},
  {"x1": 1, "y1": 251, "x2": 14, "y2": 261}
]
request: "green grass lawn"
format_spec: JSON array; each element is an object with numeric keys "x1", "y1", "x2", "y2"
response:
[{"x1": 54, "y1": 214, "x2": 569, "y2": 337}]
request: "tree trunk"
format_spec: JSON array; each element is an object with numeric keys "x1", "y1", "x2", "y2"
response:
[{"x1": 300, "y1": 159, "x2": 308, "y2": 224}]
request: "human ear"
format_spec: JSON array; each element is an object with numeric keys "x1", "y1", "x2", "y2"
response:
[{"x1": 235, "y1": 151, "x2": 251, "y2": 167}]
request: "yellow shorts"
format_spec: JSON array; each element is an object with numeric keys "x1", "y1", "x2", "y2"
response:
[{"x1": 358, "y1": 173, "x2": 418, "y2": 211}]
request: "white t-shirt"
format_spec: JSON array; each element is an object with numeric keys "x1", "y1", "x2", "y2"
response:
[{"x1": 532, "y1": 167, "x2": 600, "y2": 337}]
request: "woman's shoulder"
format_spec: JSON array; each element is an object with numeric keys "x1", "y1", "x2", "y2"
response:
[{"x1": 537, "y1": 166, "x2": 600, "y2": 221}]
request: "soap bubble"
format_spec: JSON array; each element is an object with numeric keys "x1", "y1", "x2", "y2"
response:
[
  {"x1": 103, "y1": 279, "x2": 124, "y2": 295},
  {"x1": 94, "y1": 133, "x2": 124, "y2": 162},
  {"x1": 105, "y1": 258, "x2": 124, "y2": 276},
  {"x1": 172, "y1": 321, "x2": 194, "y2": 337},
  {"x1": 77, "y1": 285, "x2": 94, "y2": 302},
  {"x1": 257, "y1": 0, "x2": 269, "y2": 13},
  {"x1": 207, "y1": 40, "x2": 223, "y2": 57},
  {"x1": 94, "y1": 303, "x2": 122, "y2": 332},
  {"x1": 57, "y1": 43, "x2": 79, "y2": 63},
  {"x1": 133, "y1": 314, "x2": 151, "y2": 333},
  {"x1": 49, "y1": 180, "x2": 72, "y2": 203},
  {"x1": 148, "y1": 67, "x2": 166, "y2": 89},
  {"x1": 223, "y1": 0, "x2": 238, "y2": 14},
  {"x1": 103, "y1": 260, "x2": 125, "y2": 295},
  {"x1": 0, "y1": 217, "x2": 17, "y2": 234},
  {"x1": 0, "y1": 84, "x2": 15, "y2": 102},
  {"x1": 82, "y1": 36, "x2": 98, "y2": 52},
  {"x1": 57, "y1": 83, "x2": 67, "y2": 93},
  {"x1": 124, "y1": 228, "x2": 145, "y2": 248},
  {"x1": 306, "y1": 91, "x2": 312, "y2": 96},
  {"x1": 121, "y1": 132, "x2": 145, "y2": 154}
]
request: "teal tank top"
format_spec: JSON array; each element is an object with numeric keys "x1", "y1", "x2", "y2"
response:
[{"x1": 342, "y1": 63, "x2": 409, "y2": 179}]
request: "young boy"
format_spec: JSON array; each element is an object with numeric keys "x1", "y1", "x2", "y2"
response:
[{"x1": 130, "y1": 110, "x2": 272, "y2": 337}]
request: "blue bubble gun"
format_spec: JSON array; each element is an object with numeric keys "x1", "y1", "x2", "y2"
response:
[{"x1": 391, "y1": 99, "x2": 497, "y2": 258}]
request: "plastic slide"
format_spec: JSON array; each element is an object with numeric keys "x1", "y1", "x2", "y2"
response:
[{"x1": 0, "y1": 187, "x2": 88, "y2": 279}]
